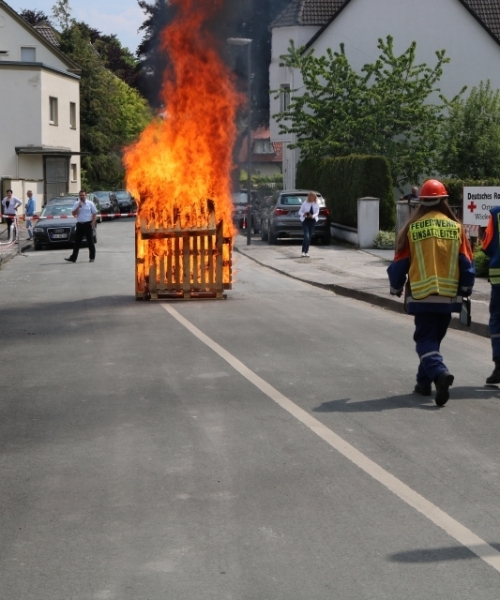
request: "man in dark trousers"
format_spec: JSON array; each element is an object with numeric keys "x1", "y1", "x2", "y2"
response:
[
  {"x1": 64, "y1": 190, "x2": 97, "y2": 263},
  {"x1": 481, "y1": 206, "x2": 500, "y2": 383}
]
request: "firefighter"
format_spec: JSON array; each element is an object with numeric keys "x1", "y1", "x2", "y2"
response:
[
  {"x1": 480, "y1": 206, "x2": 500, "y2": 383},
  {"x1": 388, "y1": 179, "x2": 475, "y2": 406}
]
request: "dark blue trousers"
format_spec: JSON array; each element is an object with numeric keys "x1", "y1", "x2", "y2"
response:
[
  {"x1": 301, "y1": 218, "x2": 316, "y2": 253},
  {"x1": 489, "y1": 285, "x2": 500, "y2": 361},
  {"x1": 413, "y1": 313, "x2": 451, "y2": 387}
]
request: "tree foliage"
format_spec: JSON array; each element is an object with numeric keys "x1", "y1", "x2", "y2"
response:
[
  {"x1": 439, "y1": 81, "x2": 500, "y2": 179},
  {"x1": 275, "y1": 36, "x2": 452, "y2": 187},
  {"x1": 19, "y1": 9, "x2": 51, "y2": 26},
  {"x1": 58, "y1": 23, "x2": 151, "y2": 188}
]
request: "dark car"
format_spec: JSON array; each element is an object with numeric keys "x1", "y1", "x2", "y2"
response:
[
  {"x1": 231, "y1": 190, "x2": 259, "y2": 233},
  {"x1": 260, "y1": 189, "x2": 331, "y2": 245},
  {"x1": 111, "y1": 190, "x2": 136, "y2": 215},
  {"x1": 48, "y1": 194, "x2": 103, "y2": 223},
  {"x1": 92, "y1": 191, "x2": 119, "y2": 219},
  {"x1": 32, "y1": 199, "x2": 97, "y2": 251},
  {"x1": 257, "y1": 196, "x2": 276, "y2": 237}
]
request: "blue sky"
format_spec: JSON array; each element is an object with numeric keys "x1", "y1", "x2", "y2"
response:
[{"x1": 8, "y1": 0, "x2": 144, "y2": 52}]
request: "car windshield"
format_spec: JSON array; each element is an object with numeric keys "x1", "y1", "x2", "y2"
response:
[
  {"x1": 47, "y1": 196, "x2": 75, "y2": 204},
  {"x1": 115, "y1": 191, "x2": 131, "y2": 200},
  {"x1": 232, "y1": 192, "x2": 248, "y2": 206},
  {"x1": 94, "y1": 192, "x2": 111, "y2": 199},
  {"x1": 41, "y1": 204, "x2": 74, "y2": 217}
]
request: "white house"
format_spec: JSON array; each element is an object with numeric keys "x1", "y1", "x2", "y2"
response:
[
  {"x1": 0, "y1": 0, "x2": 81, "y2": 212},
  {"x1": 270, "y1": 0, "x2": 500, "y2": 188}
]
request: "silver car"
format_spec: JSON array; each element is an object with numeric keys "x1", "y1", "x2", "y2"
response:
[{"x1": 260, "y1": 189, "x2": 331, "y2": 245}]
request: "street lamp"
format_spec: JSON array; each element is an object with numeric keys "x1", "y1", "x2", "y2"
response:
[{"x1": 227, "y1": 37, "x2": 253, "y2": 245}]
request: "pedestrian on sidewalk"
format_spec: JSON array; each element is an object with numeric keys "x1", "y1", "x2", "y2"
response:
[
  {"x1": 387, "y1": 179, "x2": 475, "y2": 406},
  {"x1": 478, "y1": 208, "x2": 500, "y2": 383},
  {"x1": 25, "y1": 190, "x2": 36, "y2": 241},
  {"x1": 64, "y1": 190, "x2": 97, "y2": 263},
  {"x1": 1, "y1": 190, "x2": 22, "y2": 240},
  {"x1": 298, "y1": 191, "x2": 319, "y2": 257}
]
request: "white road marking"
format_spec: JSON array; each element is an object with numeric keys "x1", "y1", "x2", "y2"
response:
[{"x1": 163, "y1": 303, "x2": 500, "y2": 574}]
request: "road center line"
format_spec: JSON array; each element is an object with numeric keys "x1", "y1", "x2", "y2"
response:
[{"x1": 163, "y1": 303, "x2": 500, "y2": 574}]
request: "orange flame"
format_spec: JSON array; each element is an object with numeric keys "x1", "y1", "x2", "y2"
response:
[{"x1": 124, "y1": 0, "x2": 240, "y2": 294}]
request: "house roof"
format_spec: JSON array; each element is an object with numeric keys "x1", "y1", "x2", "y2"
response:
[
  {"x1": 238, "y1": 128, "x2": 283, "y2": 164},
  {"x1": 0, "y1": 1, "x2": 79, "y2": 72},
  {"x1": 34, "y1": 24, "x2": 61, "y2": 47},
  {"x1": 272, "y1": 0, "x2": 500, "y2": 47}
]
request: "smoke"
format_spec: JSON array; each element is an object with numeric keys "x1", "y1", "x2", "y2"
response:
[{"x1": 137, "y1": 0, "x2": 292, "y2": 125}]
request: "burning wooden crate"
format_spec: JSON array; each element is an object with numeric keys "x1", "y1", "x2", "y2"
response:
[{"x1": 135, "y1": 207, "x2": 232, "y2": 301}]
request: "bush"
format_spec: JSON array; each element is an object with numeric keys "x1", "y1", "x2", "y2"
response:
[
  {"x1": 296, "y1": 154, "x2": 394, "y2": 229},
  {"x1": 442, "y1": 178, "x2": 500, "y2": 206},
  {"x1": 473, "y1": 239, "x2": 490, "y2": 278},
  {"x1": 373, "y1": 230, "x2": 396, "y2": 249}
]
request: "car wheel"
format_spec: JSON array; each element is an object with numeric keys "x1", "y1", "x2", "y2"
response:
[
  {"x1": 261, "y1": 227, "x2": 268, "y2": 242},
  {"x1": 322, "y1": 232, "x2": 331, "y2": 245},
  {"x1": 268, "y1": 227, "x2": 278, "y2": 245},
  {"x1": 34, "y1": 242, "x2": 42, "y2": 251}
]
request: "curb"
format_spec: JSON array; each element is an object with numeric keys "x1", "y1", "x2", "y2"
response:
[
  {"x1": 0, "y1": 241, "x2": 33, "y2": 270},
  {"x1": 235, "y1": 246, "x2": 490, "y2": 340}
]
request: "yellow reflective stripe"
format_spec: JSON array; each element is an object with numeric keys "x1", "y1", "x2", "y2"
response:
[
  {"x1": 414, "y1": 238, "x2": 427, "y2": 282},
  {"x1": 489, "y1": 268, "x2": 500, "y2": 276},
  {"x1": 448, "y1": 237, "x2": 460, "y2": 281},
  {"x1": 411, "y1": 275, "x2": 459, "y2": 289}
]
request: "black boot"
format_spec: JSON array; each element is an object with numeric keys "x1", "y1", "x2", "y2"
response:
[
  {"x1": 435, "y1": 371, "x2": 454, "y2": 407},
  {"x1": 486, "y1": 362, "x2": 500, "y2": 384},
  {"x1": 413, "y1": 383, "x2": 431, "y2": 396}
]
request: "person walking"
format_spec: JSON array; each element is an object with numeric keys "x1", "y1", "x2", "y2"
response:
[
  {"x1": 64, "y1": 190, "x2": 97, "y2": 263},
  {"x1": 25, "y1": 190, "x2": 36, "y2": 241},
  {"x1": 298, "y1": 191, "x2": 319, "y2": 257},
  {"x1": 387, "y1": 179, "x2": 475, "y2": 406},
  {"x1": 1, "y1": 190, "x2": 22, "y2": 240},
  {"x1": 479, "y1": 206, "x2": 500, "y2": 383}
]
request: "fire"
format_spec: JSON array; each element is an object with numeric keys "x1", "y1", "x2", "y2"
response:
[{"x1": 124, "y1": 0, "x2": 240, "y2": 297}]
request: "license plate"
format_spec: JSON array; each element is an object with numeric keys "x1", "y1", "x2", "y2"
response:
[
  {"x1": 290, "y1": 211, "x2": 299, "y2": 218},
  {"x1": 52, "y1": 234, "x2": 68, "y2": 239}
]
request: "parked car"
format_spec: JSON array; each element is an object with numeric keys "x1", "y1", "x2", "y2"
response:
[
  {"x1": 92, "y1": 191, "x2": 119, "y2": 218},
  {"x1": 111, "y1": 190, "x2": 136, "y2": 214},
  {"x1": 48, "y1": 194, "x2": 103, "y2": 223},
  {"x1": 231, "y1": 190, "x2": 260, "y2": 233},
  {"x1": 32, "y1": 199, "x2": 97, "y2": 251},
  {"x1": 257, "y1": 196, "x2": 276, "y2": 236},
  {"x1": 260, "y1": 189, "x2": 331, "y2": 245}
]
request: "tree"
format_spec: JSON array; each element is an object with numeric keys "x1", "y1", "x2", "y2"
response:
[
  {"x1": 51, "y1": 0, "x2": 72, "y2": 31},
  {"x1": 439, "y1": 81, "x2": 500, "y2": 179},
  {"x1": 274, "y1": 36, "x2": 452, "y2": 187},
  {"x1": 58, "y1": 23, "x2": 151, "y2": 188},
  {"x1": 19, "y1": 9, "x2": 51, "y2": 26}
]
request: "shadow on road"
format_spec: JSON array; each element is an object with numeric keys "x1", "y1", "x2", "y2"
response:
[
  {"x1": 313, "y1": 386, "x2": 500, "y2": 413},
  {"x1": 389, "y1": 543, "x2": 500, "y2": 563}
]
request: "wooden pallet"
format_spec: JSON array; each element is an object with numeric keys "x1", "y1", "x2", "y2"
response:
[{"x1": 136, "y1": 219, "x2": 232, "y2": 300}]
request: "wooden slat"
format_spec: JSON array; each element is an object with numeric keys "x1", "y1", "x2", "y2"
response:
[
  {"x1": 183, "y1": 235, "x2": 190, "y2": 299},
  {"x1": 193, "y1": 235, "x2": 199, "y2": 286},
  {"x1": 208, "y1": 234, "x2": 214, "y2": 285},
  {"x1": 167, "y1": 240, "x2": 173, "y2": 289},
  {"x1": 158, "y1": 256, "x2": 165, "y2": 291},
  {"x1": 200, "y1": 236, "x2": 206, "y2": 287},
  {"x1": 175, "y1": 237, "x2": 180, "y2": 288},
  {"x1": 215, "y1": 222, "x2": 223, "y2": 298}
]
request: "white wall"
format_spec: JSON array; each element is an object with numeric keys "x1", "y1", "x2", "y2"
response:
[
  {"x1": 312, "y1": 0, "x2": 500, "y2": 100},
  {"x1": 0, "y1": 5, "x2": 71, "y2": 72},
  {"x1": 270, "y1": 0, "x2": 500, "y2": 188},
  {"x1": 41, "y1": 70, "x2": 80, "y2": 151}
]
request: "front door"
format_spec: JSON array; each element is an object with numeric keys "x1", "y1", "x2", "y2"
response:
[{"x1": 44, "y1": 157, "x2": 69, "y2": 204}]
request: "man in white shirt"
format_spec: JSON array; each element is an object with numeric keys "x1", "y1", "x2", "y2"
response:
[
  {"x1": 2, "y1": 189, "x2": 22, "y2": 240},
  {"x1": 64, "y1": 190, "x2": 97, "y2": 263}
]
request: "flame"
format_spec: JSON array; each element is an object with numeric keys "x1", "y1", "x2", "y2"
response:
[{"x1": 124, "y1": 0, "x2": 240, "y2": 294}]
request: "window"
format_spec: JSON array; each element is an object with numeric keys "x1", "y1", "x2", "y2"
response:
[
  {"x1": 71, "y1": 163, "x2": 77, "y2": 182},
  {"x1": 254, "y1": 140, "x2": 274, "y2": 154},
  {"x1": 69, "y1": 102, "x2": 76, "y2": 129},
  {"x1": 49, "y1": 97, "x2": 58, "y2": 125},
  {"x1": 280, "y1": 83, "x2": 291, "y2": 113},
  {"x1": 21, "y1": 47, "x2": 36, "y2": 62}
]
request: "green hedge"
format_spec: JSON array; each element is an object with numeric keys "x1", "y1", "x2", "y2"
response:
[
  {"x1": 442, "y1": 178, "x2": 500, "y2": 206},
  {"x1": 296, "y1": 155, "x2": 394, "y2": 230}
]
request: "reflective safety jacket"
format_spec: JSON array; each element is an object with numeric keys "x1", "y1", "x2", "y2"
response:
[
  {"x1": 481, "y1": 206, "x2": 500, "y2": 285},
  {"x1": 387, "y1": 210, "x2": 475, "y2": 314}
]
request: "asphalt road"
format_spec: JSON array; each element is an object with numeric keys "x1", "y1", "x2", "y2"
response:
[{"x1": 1, "y1": 220, "x2": 500, "y2": 599}]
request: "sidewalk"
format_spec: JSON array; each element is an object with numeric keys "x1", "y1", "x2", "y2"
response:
[
  {"x1": 0, "y1": 225, "x2": 33, "y2": 268},
  {"x1": 234, "y1": 235, "x2": 491, "y2": 339}
]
